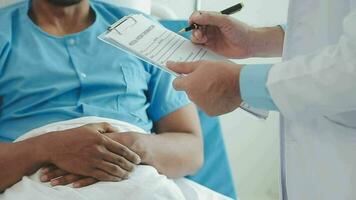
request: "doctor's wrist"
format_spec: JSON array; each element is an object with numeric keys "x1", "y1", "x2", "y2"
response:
[{"x1": 248, "y1": 26, "x2": 285, "y2": 57}]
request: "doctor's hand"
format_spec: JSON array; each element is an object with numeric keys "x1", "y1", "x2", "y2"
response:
[
  {"x1": 190, "y1": 11, "x2": 285, "y2": 58},
  {"x1": 189, "y1": 11, "x2": 254, "y2": 58},
  {"x1": 167, "y1": 60, "x2": 243, "y2": 116}
]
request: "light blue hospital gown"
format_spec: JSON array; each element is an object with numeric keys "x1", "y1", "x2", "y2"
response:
[{"x1": 0, "y1": 0, "x2": 190, "y2": 142}]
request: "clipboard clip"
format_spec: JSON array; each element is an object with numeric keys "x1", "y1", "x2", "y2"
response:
[{"x1": 107, "y1": 16, "x2": 138, "y2": 34}]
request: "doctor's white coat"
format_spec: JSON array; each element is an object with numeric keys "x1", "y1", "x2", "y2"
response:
[{"x1": 266, "y1": 0, "x2": 356, "y2": 199}]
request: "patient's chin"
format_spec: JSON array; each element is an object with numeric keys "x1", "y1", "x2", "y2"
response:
[{"x1": 46, "y1": 0, "x2": 83, "y2": 7}]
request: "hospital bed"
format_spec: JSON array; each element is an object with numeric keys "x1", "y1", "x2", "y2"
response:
[{"x1": 0, "y1": 1, "x2": 237, "y2": 199}]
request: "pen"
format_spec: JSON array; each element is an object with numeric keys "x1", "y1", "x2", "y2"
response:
[{"x1": 178, "y1": 2, "x2": 244, "y2": 33}]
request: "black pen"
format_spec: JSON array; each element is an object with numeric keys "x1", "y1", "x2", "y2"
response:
[{"x1": 178, "y1": 2, "x2": 244, "y2": 33}]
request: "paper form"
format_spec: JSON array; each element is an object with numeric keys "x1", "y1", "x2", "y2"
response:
[{"x1": 99, "y1": 14, "x2": 224, "y2": 76}]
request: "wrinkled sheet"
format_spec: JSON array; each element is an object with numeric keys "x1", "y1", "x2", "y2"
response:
[{"x1": 1, "y1": 117, "x2": 231, "y2": 200}]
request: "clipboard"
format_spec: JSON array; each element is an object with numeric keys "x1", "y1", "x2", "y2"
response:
[
  {"x1": 99, "y1": 14, "x2": 269, "y2": 120},
  {"x1": 99, "y1": 14, "x2": 191, "y2": 76}
]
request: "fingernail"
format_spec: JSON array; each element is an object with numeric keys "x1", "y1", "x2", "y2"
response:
[
  {"x1": 41, "y1": 168, "x2": 49, "y2": 173},
  {"x1": 40, "y1": 175, "x2": 48, "y2": 182},
  {"x1": 113, "y1": 177, "x2": 122, "y2": 182},
  {"x1": 135, "y1": 156, "x2": 141, "y2": 164},
  {"x1": 127, "y1": 166, "x2": 134, "y2": 172},
  {"x1": 123, "y1": 173, "x2": 129, "y2": 179},
  {"x1": 194, "y1": 31, "x2": 202, "y2": 39},
  {"x1": 191, "y1": 11, "x2": 201, "y2": 19},
  {"x1": 51, "y1": 180, "x2": 59, "y2": 186},
  {"x1": 73, "y1": 183, "x2": 80, "y2": 188}
]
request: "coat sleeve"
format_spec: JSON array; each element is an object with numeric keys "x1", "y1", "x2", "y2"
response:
[{"x1": 267, "y1": 10, "x2": 356, "y2": 119}]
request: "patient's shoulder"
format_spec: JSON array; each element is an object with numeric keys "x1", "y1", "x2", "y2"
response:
[
  {"x1": 0, "y1": 3, "x2": 22, "y2": 69},
  {"x1": 91, "y1": 0, "x2": 148, "y2": 23},
  {"x1": 0, "y1": 2, "x2": 24, "y2": 45}
]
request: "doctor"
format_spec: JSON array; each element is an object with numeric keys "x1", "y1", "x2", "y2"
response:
[{"x1": 167, "y1": 0, "x2": 356, "y2": 199}]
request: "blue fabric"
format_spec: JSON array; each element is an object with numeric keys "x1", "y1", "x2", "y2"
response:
[
  {"x1": 240, "y1": 64, "x2": 278, "y2": 111},
  {"x1": 160, "y1": 20, "x2": 237, "y2": 200},
  {"x1": 239, "y1": 24, "x2": 287, "y2": 111},
  {"x1": 0, "y1": 0, "x2": 190, "y2": 142}
]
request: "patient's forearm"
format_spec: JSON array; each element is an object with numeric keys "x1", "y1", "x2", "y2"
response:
[
  {"x1": 119, "y1": 132, "x2": 203, "y2": 178},
  {"x1": 108, "y1": 105, "x2": 203, "y2": 178},
  {"x1": 142, "y1": 132, "x2": 203, "y2": 178},
  {"x1": 0, "y1": 137, "x2": 47, "y2": 192}
]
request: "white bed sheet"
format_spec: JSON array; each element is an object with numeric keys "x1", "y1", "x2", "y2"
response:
[{"x1": 0, "y1": 117, "x2": 231, "y2": 200}]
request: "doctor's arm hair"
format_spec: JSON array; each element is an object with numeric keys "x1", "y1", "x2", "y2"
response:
[{"x1": 248, "y1": 25, "x2": 285, "y2": 57}]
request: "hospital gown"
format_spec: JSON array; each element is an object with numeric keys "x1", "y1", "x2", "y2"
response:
[{"x1": 0, "y1": 0, "x2": 190, "y2": 142}]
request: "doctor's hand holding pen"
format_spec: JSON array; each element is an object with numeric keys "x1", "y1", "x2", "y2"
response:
[{"x1": 167, "y1": 9, "x2": 284, "y2": 116}]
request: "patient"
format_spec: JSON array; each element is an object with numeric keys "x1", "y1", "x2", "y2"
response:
[{"x1": 0, "y1": 0, "x2": 203, "y2": 192}]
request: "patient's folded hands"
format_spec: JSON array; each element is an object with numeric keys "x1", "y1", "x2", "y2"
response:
[
  {"x1": 38, "y1": 123, "x2": 141, "y2": 187},
  {"x1": 40, "y1": 130, "x2": 145, "y2": 188}
]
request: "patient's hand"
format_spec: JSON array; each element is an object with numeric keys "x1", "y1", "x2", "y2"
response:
[
  {"x1": 105, "y1": 132, "x2": 148, "y2": 161},
  {"x1": 41, "y1": 166, "x2": 99, "y2": 188},
  {"x1": 40, "y1": 132, "x2": 143, "y2": 188},
  {"x1": 41, "y1": 123, "x2": 141, "y2": 184}
]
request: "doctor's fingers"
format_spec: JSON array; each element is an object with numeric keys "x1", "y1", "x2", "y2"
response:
[
  {"x1": 172, "y1": 76, "x2": 189, "y2": 91},
  {"x1": 189, "y1": 11, "x2": 230, "y2": 28},
  {"x1": 191, "y1": 28, "x2": 208, "y2": 44},
  {"x1": 166, "y1": 61, "x2": 200, "y2": 74}
]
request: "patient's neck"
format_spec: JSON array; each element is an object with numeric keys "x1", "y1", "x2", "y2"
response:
[{"x1": 29, "y1": 0, "x2": 95, "y2": 36}]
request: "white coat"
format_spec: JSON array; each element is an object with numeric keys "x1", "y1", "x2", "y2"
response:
[{"x1": 266, "y1": 0, "x2": 356, "y2": 199}]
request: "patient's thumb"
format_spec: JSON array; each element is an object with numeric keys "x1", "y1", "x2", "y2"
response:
[{"x1": 166, "y1": 61, "x2": 197, "y2": 74}]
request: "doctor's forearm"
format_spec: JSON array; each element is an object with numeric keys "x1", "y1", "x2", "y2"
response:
[{"x1": 249, "y1": 26, "x2": 285, "y2": 57}]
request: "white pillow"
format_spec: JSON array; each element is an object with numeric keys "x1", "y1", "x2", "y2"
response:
[{"x1": 0, "y1": 0, "x2": 151, "y2": 14}]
